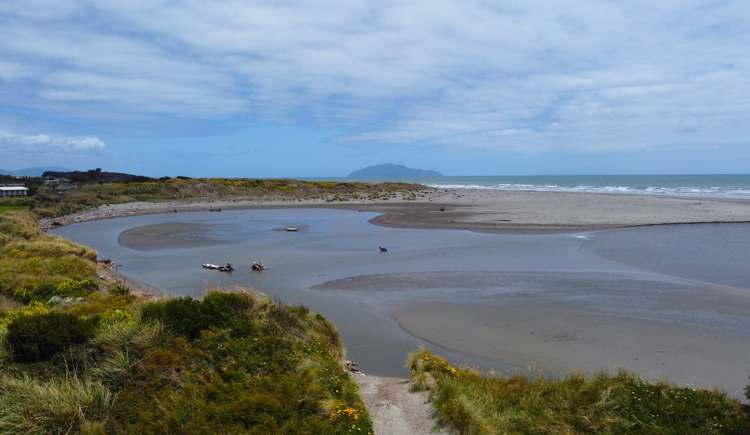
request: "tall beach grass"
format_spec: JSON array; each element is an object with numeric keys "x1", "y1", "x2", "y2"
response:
[{"x1": 408, "y1": 348, "x2": 750, "y2": 434}]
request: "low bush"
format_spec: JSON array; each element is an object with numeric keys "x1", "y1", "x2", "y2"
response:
[
  {"x1": 0, "y1": 300, "x2": 49, "y2": 331},
  {"x1": 141, "y1": 291, "x2": 255, "y2": 339},
  {"x1": 140, "y1": 297, "x2": 206, "y2": 338},
  {"x1": 6, "y1": 312, "x2": 98, "y2": 363}
]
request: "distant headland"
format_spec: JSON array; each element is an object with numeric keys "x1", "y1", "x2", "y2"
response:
[{"x1": 348, "y1": 163, "x2": 442, "y2": 179}]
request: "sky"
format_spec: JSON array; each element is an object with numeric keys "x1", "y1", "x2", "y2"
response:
[{"x1": 0, "y1": 0, "x2": 749, "y2": 177}]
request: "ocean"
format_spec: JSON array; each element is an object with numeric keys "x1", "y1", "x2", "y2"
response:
[{"x1": 395, "y1": 174, "x2": 750, "y2": 199}]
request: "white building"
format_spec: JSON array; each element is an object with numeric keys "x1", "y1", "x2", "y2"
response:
[{"x1": 0, "y1": 185, "x2": 28, "y2": 197}]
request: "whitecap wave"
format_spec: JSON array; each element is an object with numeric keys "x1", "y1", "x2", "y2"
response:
[{"x1": 426, "y1": 183, "x2": 750, "y2": 199}]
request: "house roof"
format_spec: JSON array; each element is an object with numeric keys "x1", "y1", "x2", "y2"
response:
[{"x1": 0, "y1": 186, "x2": 28, "y2": 191}]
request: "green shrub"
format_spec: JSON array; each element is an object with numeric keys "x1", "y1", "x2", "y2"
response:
[
  {"x1": 6, "y1": 312, "x2": 98, "y2": 363},
  {"x1": 200, "y1": 291, "x2": 255, "y2": 336},
  {"x1": 141, "y1": 297, "x2": 205, "y2": 338},
  {"x1": 141, "y1": 292, "x2": 255, "y2": 339}
]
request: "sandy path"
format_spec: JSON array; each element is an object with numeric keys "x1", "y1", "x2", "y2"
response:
[{"x1": 355, "y1": 375, "x2": 449, "y2": 435}]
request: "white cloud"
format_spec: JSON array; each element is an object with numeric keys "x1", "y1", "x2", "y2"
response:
[
  {"x1": 0, "y1": 131, "x2": 106, "y2": 151},
  {"x1": 0, "y1": 0, "x2": 749, "y2": 152}
]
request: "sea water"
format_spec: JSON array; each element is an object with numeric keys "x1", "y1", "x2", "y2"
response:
[{"x1": 344, "y1": 174, "x2": 750, "y2": 199}]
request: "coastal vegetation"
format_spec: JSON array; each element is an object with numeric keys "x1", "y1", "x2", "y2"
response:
[
  {"x1": 0, "y1": 204, "x2": 28, "y2": 213},
  {"x1": 0, "y1": 212, "x2": 98, "y2": 304},
  {"x1": 7, "y1": 176, "x2": 429, "y2": 218},
  {"x1": 0, "y1": 211, "x2": 372, "y2": 434},
  {"x1": 408, "y1": 348, "x2": 750, "y2": 434}
]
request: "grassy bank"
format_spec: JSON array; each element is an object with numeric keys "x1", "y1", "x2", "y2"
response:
[
  {"x1": 21, "y1": 177, "x2": 429, "y2": 218},
  {"x1": 408, "y1": 349, "x2": 750, "y2": 434},
  {"x1": 0, "y1": 212, "x2": 372, "y2": 434},
  {"x1": 0, "y1": 205, "x2": 28, "y2": 213},
  {"x1": 0, "y1": 212, "x2": 98, "y2": 303}
]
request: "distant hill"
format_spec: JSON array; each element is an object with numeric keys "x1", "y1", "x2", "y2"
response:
[
  {"x1": 348, "y1": 163, "x2": 442, "y2": 179},
  {"x1": 42, "y1": 168, "x2": 154, "y2": 183},
  {"x1": 0, "y1": 166, "x2": 69, "y2": 177}
]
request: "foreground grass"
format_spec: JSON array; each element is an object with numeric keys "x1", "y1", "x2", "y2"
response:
[
  {"x1": 0, "y1": 212, "x2": 372, "y2": 433},
  {"x1": 24, "y1": 177, "x2": 429, "y2": 218},
  {"x1": 0, "y1": 290, "x2": 372, "y2": 434},
  {"x1": 408, "y1": 349, "x2": 750, "y2": 435}
]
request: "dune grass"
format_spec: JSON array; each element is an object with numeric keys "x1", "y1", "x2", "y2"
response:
[
  {"x1": 408, "y1": 349, "x2": 750, "y2": 435},
  {"x1": 0, "y1": 212, "x2": 98, "y2": 303},
  {"x1": 0, "y1": 374, "x2": 113, "y2": 434},
  {"x1": 26, "y1": 177, "x2": 430, "y2": 218}
]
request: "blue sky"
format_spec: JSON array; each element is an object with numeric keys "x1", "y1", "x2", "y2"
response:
[{"x1": 1, "y1": 0, "x2": 749, "y2": 177}]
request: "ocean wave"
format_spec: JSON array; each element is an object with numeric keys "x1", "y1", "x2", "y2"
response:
[{"x1": 426, "y1": 183, "x2": 750, "y2": 198}]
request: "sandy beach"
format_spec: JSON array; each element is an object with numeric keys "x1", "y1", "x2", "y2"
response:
[
  {"x1": 42, "y1": 187, "x2": 750, "y2": 232},
  {"x1": 367, "y1": 188, "x2": 750, "y2": 232}
]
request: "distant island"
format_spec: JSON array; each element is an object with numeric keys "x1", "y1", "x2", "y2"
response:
[
  {"x1": 43, "y1": 168, "x2": 154, "y2": 183},
  {"x1": 348, "y1": 163, "x2": 442, "y2": 179}
]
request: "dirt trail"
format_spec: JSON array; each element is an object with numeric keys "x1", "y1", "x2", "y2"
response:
[{"x1": 354, "y1": 375, "x2": 449, "y2": 435}]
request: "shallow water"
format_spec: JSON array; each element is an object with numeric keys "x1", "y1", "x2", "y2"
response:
[
  {"x1": 53, "y1": 209, "x2": 750, "y2": 383},
  {"x1": 584, "y1": 223, "x2": 750, "y2": 289}
]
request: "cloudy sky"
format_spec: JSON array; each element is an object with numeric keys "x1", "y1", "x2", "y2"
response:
[{"x1": 1, "y1": 0, "x2": 749, "y2": 176}]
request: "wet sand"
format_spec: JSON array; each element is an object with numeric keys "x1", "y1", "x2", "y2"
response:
[
  {"x1": 316, "y1": 270, "x2": 750, "y2": 398},
  {"x1": 118, "y1": 222, "x2": 225, "y2": 250},
  {"x1": 42, "y1": 188, "x2": 750, "y2": 233},
  {"x1": 393, "y1": 301, "x2": 749, "y2": 396}
]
